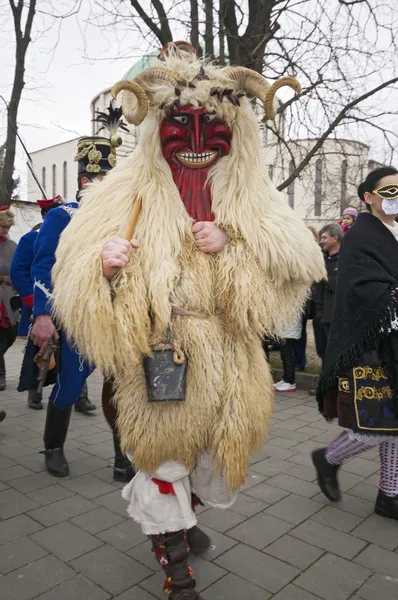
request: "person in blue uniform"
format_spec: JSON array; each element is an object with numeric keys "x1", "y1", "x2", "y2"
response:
[
  {"x1": 29, "y1": 130, "x2": 134, "y2": 481},
  {"x1": 10, "y1": 196, "x2": 63, "y2": 410}
]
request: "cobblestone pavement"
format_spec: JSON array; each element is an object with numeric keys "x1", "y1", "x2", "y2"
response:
[{"x1": 0, "y1": 340, "x2": 397, "y2": 599}]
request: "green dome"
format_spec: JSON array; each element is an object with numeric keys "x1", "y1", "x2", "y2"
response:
[{"x1": 122, "y1": 54, "x2": 157, "y2": 80}]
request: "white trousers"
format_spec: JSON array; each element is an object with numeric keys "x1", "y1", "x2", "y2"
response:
[{"x1": 122, "y1": 451, "x2": 237, "y2": 535}]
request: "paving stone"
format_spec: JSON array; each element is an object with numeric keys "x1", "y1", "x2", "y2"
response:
[
  {"x1": 68, "y1": 456, "x2": 109, "y2": 476},
  {"x1": 284, "y1": 464, "x2": 317, "y2": 482},
  {"x1": 272, "y1": 584, "x2": 324, "y2": 600},
  {"x1": 8, "y1": 471, "x2": 62, "y2": 493},
  {"x1": 291, "y1": 518, "x2": 367, "y2": 558},
  {"x1": 0, "y1": 536, "x2": 48, "y2": 575},
  {"x1": 201, "y1": 573, "x2": 270, "y2": 600},
  {"x1": 198, "y1": 507, "x2": 247, "y2": 533},
  {"x1": 228, "y1": 512, "x2": 293, "y2": 549},
  {"x1": 355, "y1": 543, "x2": 398, "y2": 576},
  {"x1": 14, "y1": 453, "x2": 47, "y2": 473},
  {"x1": 97, "y1": 519, "x2": 147, "y2": 551},
  {"x1": 243, "y1": 482, "x2": 290, "y2": 504},
  {"x1": 115, "y1": 587, "x2": 157, "y2": 600},
  {"x1": 0, "y1": 554, "x2": 75, "y2": 600},
  {"x1": 341, "y1": 457, "x2": 380, "y2": 477},
  {"x1": 0, "y1": 454, "x2": 15, "y2": 469},
  {"x1": 229, "y1": 493, "x2": 268, "y2": 517},
  {"x1": 28, "y1": 494, "x2": 96, "y2": 526},
  {"x1": 70, "y1": 544, "x2": 152, "y2": 595},
  {"x1": 240, "y1": 470, "x2": 268, "y2": 489},
  {"x1": 356, "y1": 573, "x2": 398, "y2": 600},
  {"x1": 215, "y1": 543, "x2": 299, "y2": 593},
  {"x1": 93, "y1": 489, "x2": 129, "y2": 517},
  {"x1": 26, "y1": 483, "x2": 76, "y2": 506},
  {"x1": 337, "y1": 471, "x2": 365, "y2": 493},
  {"x1": 0, "y1": 514, "x2": 43, "y2": 545},
  {"x1": 60, "y1": 473, "x2": 116, "y2": 499},
  {"x1": 75, "y1": 431, "x2": 113, "y2": 445},
  {"x1": 141, "y1": 554, "x2": 226, "y2": 599},
  {"x1": 265, "y1": 473, "x2": 320, "y2": 498},
  {"x1": 31, "y1": 520, "x2": 104, "y2": 561},
  {"x1": 34, "y1": 574, "x2": 111, "y2": 600},
  {"x1": 258, "y1": 444, "x2": 297, "y2": 460},
  {"x1": 311, "y1": 505, "x2": 365, "y2": 533},
  {"x1": 190, "y1": 525, "x2": 238, "y2": 561},
  {"x1": 348, "y1": 482, "x2": 378, "y2": 503},
  {"x1": 265, "y1": 494, "x2": 322, "y2": 525},
  {"x1": 264, "y1": 534, "x2": 324, "y2": 570},
  {"x1": 286, "y1": 453, "x2": 314, "y2": 467},
  {"x1": 0, "y1": 441, "x2": 35, "y2": 459},
  {"x1": 312, "y1": 493, "x2": 375, "y2": 518},
  {"x1": 250, "y1": 457, "x2": 293, "y2": 477},
  {"x1": 266, "y1": 436, "x2": 299, "y2": 449},
  {"x1": 351, "y1": 514, "x2": 398, "y2": 550},
  {"x1": 0, "y1": 480, "x2": 9, "y2": 491},
  {"x1": 71, "y1": 507, "x2": 125, "y2": 534},
  {"x1": 82, "y1": 442, "x2": 114, "y2": 459},
  {"x1": 294, "y1": 552, "x2": 372, "y2": 600},
  {"x1": 270, "y1": 428, "x2": 311, "y2": 443},
  {"x1": 0, "y1": 464, "x2": 33, "y2": 482},
  {"x1": 0, "y1": 487, "x2": 39, "y2": 519}
]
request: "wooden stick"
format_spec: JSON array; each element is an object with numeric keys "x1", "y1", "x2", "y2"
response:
[{"x1": 124, "y1": 198, "x2": 142, "y2": 241}]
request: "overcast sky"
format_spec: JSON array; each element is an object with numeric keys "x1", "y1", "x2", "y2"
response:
[{"x1": 0, "y1": 1, "x2": 148, "y2": 196}]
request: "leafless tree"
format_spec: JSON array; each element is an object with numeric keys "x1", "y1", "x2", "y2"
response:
[
  {"x1": 0, "y1": 0, "x2": 37, "y2": 206},
  {"x1": 88, "y1": 0, "x2": 398, "y2": 217}
]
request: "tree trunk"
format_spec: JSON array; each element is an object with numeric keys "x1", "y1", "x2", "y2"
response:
[
  {"x1": 0, "y1": 0, "x2": 36, "y2": 207},
  {"x1": 190, "y1": 0, "x2": 200, "y2": 56},
  {"x1": 204, "y1": 0, "x2": 214, "y2": 59}
]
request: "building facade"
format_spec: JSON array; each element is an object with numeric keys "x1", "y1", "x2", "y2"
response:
[{"x1": 27, "y1": 137, "x2": 79, "y2": 204}]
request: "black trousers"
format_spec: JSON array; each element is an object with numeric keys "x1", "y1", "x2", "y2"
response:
[
  {"x1": 0, "y1": 325, "x2": 17, "y2": 373},
  {"x1": 280, "y1": 338, "x2": 297, "y2": 385},
  {"x1": 313, "y1": 319, "x2": 329, "y2": 366}
]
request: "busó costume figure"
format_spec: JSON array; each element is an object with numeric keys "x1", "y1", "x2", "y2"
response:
[{"x1": 53, "y1": 42, "x2": 326, "y2": 599}]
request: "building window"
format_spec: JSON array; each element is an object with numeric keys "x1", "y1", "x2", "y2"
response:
[
  {"x1": 287, "y1": 160, "x2": 295, "y2": 209},
  {"x1": 42, "y1": 167, "x2": 46, "y2": 190},
  {"x1": 52, "y1": 164, "x2": 56, "y2": 197},
  {"x1": 314, "y1": 158, "x2": 323, "y2": 217},
  {"x1": 63, "y1": 161, "x2": 67, "y2": 199},
  {"x1": 340, "y1": 159, "x2": 347, "y2": 211},
  {"x1": 268, "y1": 165, "x2": 274, "y2": 181}
]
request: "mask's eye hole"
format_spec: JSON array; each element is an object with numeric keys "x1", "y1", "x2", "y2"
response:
[
  {"x1": 173, "y1": 115, "x2": 189, "y2": 124},
  {"x1": 203, "y1": 113, "x2": 216, "y2": 123}
]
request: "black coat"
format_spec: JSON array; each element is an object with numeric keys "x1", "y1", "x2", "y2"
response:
[{"x1": 322, "y1": 252, "x2": 339, "y2": 324}]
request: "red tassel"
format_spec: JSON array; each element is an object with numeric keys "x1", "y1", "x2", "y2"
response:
[{"x1": 152, "y1": 478, "x2": 176, "y2": 496}]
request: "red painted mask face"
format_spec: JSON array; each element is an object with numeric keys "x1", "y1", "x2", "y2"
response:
[{"x1": 160, "y1": 105, "x2": 232, "y2": 221}]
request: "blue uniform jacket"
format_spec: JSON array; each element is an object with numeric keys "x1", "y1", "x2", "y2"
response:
[
  {"x1": 10, "y1": 230, "x2": 37, "y2": 336},
  {"x1": 31, "y1": 202, "x2": 92, "y2": 407}
]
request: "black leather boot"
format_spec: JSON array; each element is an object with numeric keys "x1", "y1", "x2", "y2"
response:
[
  {"x1": 186, "y1": 526, "x2": 210, "y2": 554},
  {"x1": 312, "y1": 448, "x2": 341, "y2": 502},
  {"x1": 150, "y1": 530, "x2": 200, "y2": 599},
  {"x1": 375, "y1": 489, "x2": 398, "y2": 520},
  {"x1": 113, "y1": 432, "x2": 135, "y2": 482},
  {"x1": 0, "y1": 409, "x2": 6, "y2": 422},
  {"x1": 28, "y1": 389, "x2": 43, "y2": 410},
  {"x1": 43, "y1": 402, "x2": 72, "y2": 477},
  {"x1": 75, "y1": 381, "x2": 96, "y2": 413}
]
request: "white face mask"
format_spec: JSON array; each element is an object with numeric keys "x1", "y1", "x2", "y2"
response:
[{"x1": 382, "y1": 198, "x2": 398, "y2": 215}]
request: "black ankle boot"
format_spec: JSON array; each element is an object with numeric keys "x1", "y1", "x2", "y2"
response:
[
  {"x1": 28, "y1": 389, "x2": 43, "y2": 410},
  {"x1": 186, "y1": 526, "x2": 210, "y2": 554},
  {"x1": 150, "y1": 530, "x2": 200, "y2": 599},
  {"x1": 0, "y1": 409, "x2": 6, "y2": 422},
  {"x1": 312, "y1": 448, "x2": 341, "y2": 502},
  {"x1": 0, "y1": 372, "x2": 6, "y2": 391},
  {"x1": 75, "y1": 382, "x2": 96, "y2": 413},
  {"x1": 375, "y1": 489, "x2": 398, "y2": 520},
  {"x1": 43, "y1": 402, "x2": 72, "y2": 477},
  {"x1": 112, "y1": 432, "x2": 135, "y2": 482}
]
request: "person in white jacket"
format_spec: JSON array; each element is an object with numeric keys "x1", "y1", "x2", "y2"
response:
[{"x1": 274, "y1": 314, "x2": 303, "y2": 392}]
